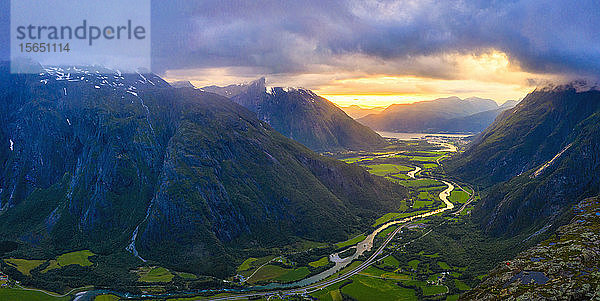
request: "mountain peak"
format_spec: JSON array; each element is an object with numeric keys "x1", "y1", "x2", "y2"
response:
[
  {"x1": 463, "y1": 97, "x2": 498, "y2": 106},
  {"x1": 252, "y1": 77, "x2": 266, "y2": 86},
  {"x1": 201, "y1": 80, "x2": 387, "y2": 151},
  {"x1": 438, "y1": 96, "x2": 462, "y2": 102},
  {"x1": 537, "y1": 81, "x2": 600, "y2": 93},
  {"x1": 170, "y1": 80, "x2": 196, "y2": 88}
]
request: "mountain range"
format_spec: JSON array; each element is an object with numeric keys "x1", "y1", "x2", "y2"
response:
[
  {"x1": 0, "y1": 63, "x2": 407, "y2": 277},
  {"x1": 358, "y1": 97, "x2": 518, "y2": 133},
  {"x1": 201, "y1": 78, "x2": 388, "y2": 152}
]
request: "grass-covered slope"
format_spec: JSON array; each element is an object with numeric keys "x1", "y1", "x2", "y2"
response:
[{"x1": 0, "y1": 64, "x2": 406, "y2": 278}]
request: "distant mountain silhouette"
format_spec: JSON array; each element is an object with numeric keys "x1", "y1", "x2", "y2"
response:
[
  {"x1": 340, "y1": 105, "x2": 386, "y2": 119},
  {"x1": 358, "y1": 96, "x2": 508, "y2": 133}
]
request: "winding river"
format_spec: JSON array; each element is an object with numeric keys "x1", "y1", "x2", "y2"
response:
[
  {"x1": 407, "y1": 166, "x2": 422, "y2": 178},
  {"x1": 251, "y1": 175, "x2": 456, "y2": 290}
]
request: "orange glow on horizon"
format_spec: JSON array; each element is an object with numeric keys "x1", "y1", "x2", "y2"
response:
[
  {"x1": 321, "y1": 95, "x2": 434, "y2": 108},
  {"x1": 164, "y1": 49, "x2": 563, "y2": 109}
]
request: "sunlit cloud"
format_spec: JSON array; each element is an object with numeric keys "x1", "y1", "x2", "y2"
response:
[
  {"x1": 164, "y1": 49, "x2": 565, "y2": 108},
  {"x1": 316, "y1": 50, "x2": 565, "y2": 107},
  {"x1": 319, "y1": 79, "x2": 531, "y2": 108}
]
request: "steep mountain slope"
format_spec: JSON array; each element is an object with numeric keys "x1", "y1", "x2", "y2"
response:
[
  {"x1": 436, "y1": 100, "x2": 519, "y2": 133},
  {"x1": 447, "y1": 86, "x2": 600, "y2": 236},
  {"x1": 340, "y1": 105, "x2": 386, "y2": 119},
  {"x1": 435, "y1": 108, "x2": 507, "y2": 133},
  {"x1": 0, "y1": 64, "x2": 406, "y2": 277},
  {"x1": 464, "y1": 196, "x2": 600, "y2": 300},
  {"x1": 202, "y1": 79, "x2": 387, "y2": 152},
  {"x1": 358, "y1": 96, "x2": 499, "y2": 133}
]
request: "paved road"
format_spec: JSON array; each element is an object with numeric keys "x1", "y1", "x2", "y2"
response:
[
  {"x1": 452, "y1": 182, "x2": 475, "y2": 215},
  {"x1": 13, "y1": 284, "x2": 90, "y2": 299}
]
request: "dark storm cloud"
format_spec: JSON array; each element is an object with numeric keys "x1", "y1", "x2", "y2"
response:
[
  {"x1": 152, "y1": 0, "x2": 356, "y2": 73},
  {"x1": 151, "y1": 0, "x2": 600, "y2": 78}
]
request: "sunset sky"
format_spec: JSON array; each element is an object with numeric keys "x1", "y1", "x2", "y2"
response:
[
  {"x1": 298, "y1": 51, "x2": 559, "y2": 107},
  {"x1": 165, "y1": 50, "x2": 562, "y2": 107},
  {"x1": 3, "y1": 0, "x2": 597, "y2": 108},
  {"x1": 151, "y1": 0, "x2": 599, "y2": 108}
]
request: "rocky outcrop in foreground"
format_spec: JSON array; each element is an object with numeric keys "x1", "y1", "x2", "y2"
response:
[{"x1": 464, "y1": 196, "x2": 600, "y2": 300}]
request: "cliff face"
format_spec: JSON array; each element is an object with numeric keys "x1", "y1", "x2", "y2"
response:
[
  {"x1": 0, "y1": 65, "x2": 171, "y2": 249},
  {"x1": 447, "y1": 87, "x2": 600, "y2": 237},
  {"x1": 203, "y1": 79, "x2": 388, "y2": 152},
  {"x1": 0, "y1": 64, "x2": 406, "y2": 276}
]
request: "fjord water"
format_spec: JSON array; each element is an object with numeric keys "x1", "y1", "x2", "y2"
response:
[{"x1": 376, "y1": 131, "x2": 473, "y2": 140}]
